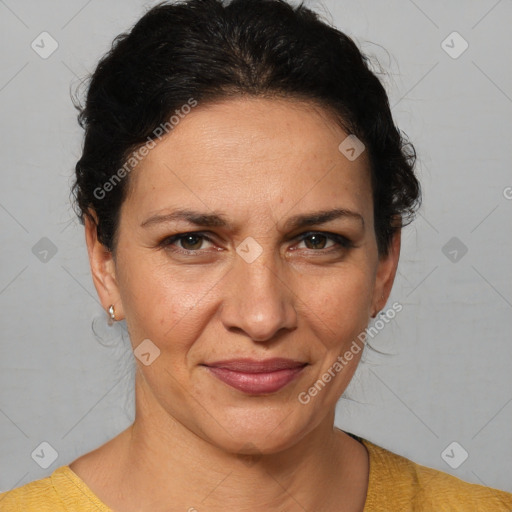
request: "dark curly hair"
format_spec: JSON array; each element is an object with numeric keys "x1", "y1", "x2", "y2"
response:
[{"x1": 71, "y1": 0, "x2": 420, "y2": 257}]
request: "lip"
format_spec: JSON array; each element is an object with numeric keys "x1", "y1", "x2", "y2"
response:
[{"x1": 203, "y1": 358, "x2": 308, "y2": 394}]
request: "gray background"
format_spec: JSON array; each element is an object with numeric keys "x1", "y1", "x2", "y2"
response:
[{"x1": 1, "y1": 0, "x2": 511, "y2": 496}]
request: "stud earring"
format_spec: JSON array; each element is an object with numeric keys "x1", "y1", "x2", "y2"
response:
[{"x1": 108, "y1": 304, "x2": 116, "y2": 322}]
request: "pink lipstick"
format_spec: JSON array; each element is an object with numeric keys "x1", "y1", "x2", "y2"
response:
[{"x1": 203, "y1": 358, "x2": 307, "y2": 394}]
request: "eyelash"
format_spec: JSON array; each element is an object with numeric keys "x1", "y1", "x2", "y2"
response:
[{"x1": 159, "y1": 231, "x2": 354, "y2": 255}]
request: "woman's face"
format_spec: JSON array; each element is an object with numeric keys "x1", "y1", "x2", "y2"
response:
[{"x1": 86, "y1": 97, "x2": 399, "y2": 454}]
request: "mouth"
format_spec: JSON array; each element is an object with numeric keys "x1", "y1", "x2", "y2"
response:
[{"x1": 202, "y1": 358, "x2": 308, "y2": 394}]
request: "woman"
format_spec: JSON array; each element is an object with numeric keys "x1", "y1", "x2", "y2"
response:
[{"x1": 1, "y1": 0, "x2": 511, "y2": 510}]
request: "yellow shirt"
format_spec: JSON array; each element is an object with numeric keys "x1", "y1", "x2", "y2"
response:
[{"x1": 1, "y1": 437, "x2": 511, "y2": 511}]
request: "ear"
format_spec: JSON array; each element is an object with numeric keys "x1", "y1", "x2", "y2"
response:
[
  {"x1": 370, "y1": 228, "x2": 401, "y2": 318},
  {"x1": 84, "y1": 209, "x2": 124, "y2": 320}
]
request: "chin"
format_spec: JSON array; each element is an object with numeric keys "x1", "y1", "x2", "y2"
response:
[{"x1": 195, "y1": 406, "x2": 312, "y2": 456}]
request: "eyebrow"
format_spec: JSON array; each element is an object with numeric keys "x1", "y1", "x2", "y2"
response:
[
  {"x1": 140, "y1": 207, "x2": 364, "y2": 231},
  {"x1": 141, "y1": 209, "x2": 231, "y2": 229},
  {"x1": 282, "y1": 208, "x2": 364, "y2": 231}
]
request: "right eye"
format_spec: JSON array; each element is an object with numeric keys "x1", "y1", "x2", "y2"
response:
[{"x1": 159, "y1": 232, "x2": 216, "y2": 253}]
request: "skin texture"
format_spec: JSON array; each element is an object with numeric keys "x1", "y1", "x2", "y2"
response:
[{"x1": 72, "y1": 97, "x2": 401, "y2": 512}]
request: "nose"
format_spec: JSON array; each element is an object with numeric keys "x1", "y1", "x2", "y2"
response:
[{"x1": 219, "y1": 248, "x2": 298, "y2": 342}]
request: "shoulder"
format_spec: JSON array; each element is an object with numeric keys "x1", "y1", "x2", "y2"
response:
[
  {"x1": 0, "y1": 465, "x2": 111, "y2": 512},
  {"x1": 360, "y1": 437, "x2": 512, "y2": 512},
  {"x1": 0, "y1": 468, "x2": 62, "y2": 511}
]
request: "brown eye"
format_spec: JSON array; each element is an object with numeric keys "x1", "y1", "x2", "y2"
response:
[
  {"x1": 295, "y1": 232, "x2": 354, "y2": 252},
  {"x1": 179, "y1": 234, "x2": 204, "y2": 250},
  {"x1": 160, "y1": 232, "x2": 215, "y2": 253},
  {"x1": 302, "y1": 233, "x2": 329, "y2": 250}
]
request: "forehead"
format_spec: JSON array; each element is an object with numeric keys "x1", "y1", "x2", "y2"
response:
[{"x1": 123, "y1": 97, "x2": 372, "y2": 221}]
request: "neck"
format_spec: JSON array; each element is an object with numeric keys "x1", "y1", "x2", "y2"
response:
[{"x1": 109, "y1": 375, "x2": 368, "y2": 512}]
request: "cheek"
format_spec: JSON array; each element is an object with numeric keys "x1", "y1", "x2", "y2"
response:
[
  {"x1": 118, "y1": 255, "x2": 225, "y2": 350},
  {"x1": 294, "y1": 268, "x2": 373, "y2": 407},
  {"x1": 299, "y1": 264, "x2": 374, "y2": 347}
]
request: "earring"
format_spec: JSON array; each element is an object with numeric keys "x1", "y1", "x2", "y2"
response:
[{"x1": 108, "y1": 304, "x2": 116, "y2": 322}]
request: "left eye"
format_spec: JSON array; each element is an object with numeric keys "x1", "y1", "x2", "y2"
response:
[{"x1": 296, "y1": 232, "x2": 351, "y2": 251}]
